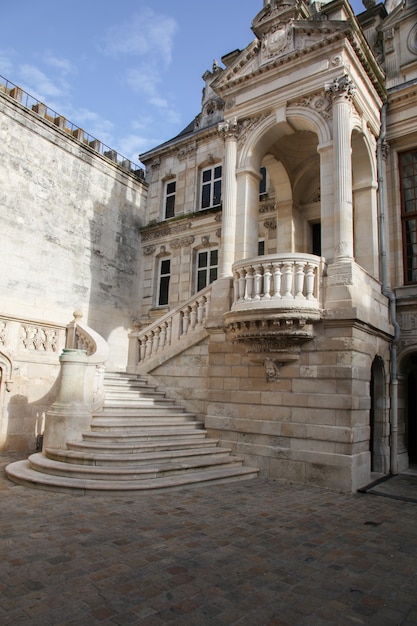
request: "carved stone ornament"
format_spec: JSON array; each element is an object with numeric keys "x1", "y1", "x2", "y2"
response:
[
  {"x1": 144, "y1": 245, "x2": 156, "y2": 256},
  {"x1": 294, "y1": 92, "x2": 333, "y2": 121},
  {"x1": 259, "y1": 202, "x2": 276, "y2": 214},
  {"x1": 261, "y1": 21, "x2": 293, "y2": 61},
  {"x1": 325, "y1": 75, "x2": 356, "y2": 102},
  {"x1": 170, "y1": 236, "x2": 195, "y2": 250},
  {"x1": 218, "y1": 118, "x2": 240, "y2": 139},
  {"x1": 177, "y1": 144, "x2": 196, "y2": 161},
  {"x1": 264, "y1": 218, "x2": 277, "y2": 230},
  {"x1": 238, "y1": 113, "x2": 273, "y2": 150}
]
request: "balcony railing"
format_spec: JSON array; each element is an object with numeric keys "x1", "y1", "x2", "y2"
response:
[{"x1": 231, "y1": 253, "x2": 324, "y2": 315}]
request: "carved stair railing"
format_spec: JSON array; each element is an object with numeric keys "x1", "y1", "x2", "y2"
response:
[
  {"x1": 128, "y1": 285, "x2": 212, "y2": 373},
  {"x1": 65, "y1": 309, "x2": 110, "y2": 412},
  {"x1": 42, "y1": 310, "x2": 109, "y2": 450}
]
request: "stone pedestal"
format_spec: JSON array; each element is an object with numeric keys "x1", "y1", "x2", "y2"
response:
[{"x1": 42, "y1": 349, "x2": 92, "y2": 450}]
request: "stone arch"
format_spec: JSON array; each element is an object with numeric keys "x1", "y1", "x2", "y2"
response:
[
  {"x1": 370, "y1": 355, "x2": 389, "y2": 473},
  {"x1": 398, "y1": 347, "x2": 417, "y2": 468},
  {"x1": 235, "y1": 106, "x2": 328, "y2": 259}
]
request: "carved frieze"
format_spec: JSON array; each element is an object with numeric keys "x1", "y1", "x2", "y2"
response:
[
  {"x1": 20, "y1": 324, "x2": 58, "y2": 352},
  {"x1": 141, "y1": 221, "x2": 192, "y2": 242},
  {"x1": 238, "y1": 113, "x2": 273, "y2": 150},
  {"x1": 177, "y1": 144, "x2": 196, "y2": 161},
  {"x1": 264, "y1": 218, "x2": 277, "y2": 230},
  {"x1": 170, "y1": 236, "x2": 195, "y2": 250},
  {"x1": 143, "y1": 245, "x2": 156, "y2": 256},
  {"x1": 259, "y1": 203, "x2": 276, "y2": 214}
]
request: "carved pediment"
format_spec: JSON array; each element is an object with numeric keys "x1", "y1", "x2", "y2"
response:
[{"x1": 212, "y1": 4, "x2": 346, "y2": 95}]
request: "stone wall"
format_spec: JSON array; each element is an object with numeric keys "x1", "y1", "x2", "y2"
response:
[{"x1": 0, "y1": 91, "x2": 147, "y2": 450}]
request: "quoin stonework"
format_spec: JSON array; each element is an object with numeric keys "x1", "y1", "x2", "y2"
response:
[{"x1": 2, "y1": 0, "x2": 417, "y2": 493}]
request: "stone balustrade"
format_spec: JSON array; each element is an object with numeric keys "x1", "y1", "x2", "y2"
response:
[
  {"x1": 231, "y1": 253, "x2": 324, "y2": 314},
  {"x1": 128, "y1": 285, "x2": 212, "y2": 368}
]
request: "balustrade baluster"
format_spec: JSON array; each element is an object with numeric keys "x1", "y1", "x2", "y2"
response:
[
  {"x1": 197, "y1": 298, "x2": 205, "y2": 325},
  {"x1": 159, "y1": 323, "x2": 167, "y2": 349},
  {"x1": 152, "y1": 328, "x2": 160, "y2": 352},
  {"x1": 205, "y1": 294, "x2": 211, "y2": 318},
  {"x1": 254, "y1": 265, "x2": 263, "y2": 301},
  {"x1": 295, "y1": 262, "x2": 306, "y2": 299},
  {"x1": 166, "y1": 318, "x2": 172, "y2": 345},
  {"x1": 233, "y1": 272, "x2": 240, "y2": 304},
  {"x1": 262, "y1": 264, "x2": 272, "y2": 300},
  {"x1": 246, "y1": 267, "x2": 254, "y2": 301},
  {"x1": 139, "y1": 337, "x2": 147, "y2": 362},
  {"x1": 305, "y1": 263, "x2": 317, "y2": 300},
  {"x1": 238, "y1": 270, "x2": 247, "y2": 302},
  {"x1": 282, "y1": 262, "x2": 294, "y2": 299},
  {"x1": 190, "y1": 302, "x2": 198, "y2": 330},
  {"x1": 145, "y1": 334, "x2": 153, "y2": 359},
  {"x1": 272, "y1": 263, "x2": 282, "y2": 299},
  {"x1": 182, "y1": 307, "x2": 190, "y2": 335}
]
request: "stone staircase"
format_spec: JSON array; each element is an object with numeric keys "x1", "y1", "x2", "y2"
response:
[{"x1": 6, "y1": 372, "x2": 258, "y2": 494}]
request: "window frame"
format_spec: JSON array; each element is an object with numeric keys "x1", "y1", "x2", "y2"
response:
[
  {"x1": 200, "y1": 164, "x2": 222, "y2": 210},
  {"x1": 163, "y1": 179, "x2": 176, "y2": 219},
  {"x1": 157, "y1": 257, "x2": 171, "y2": 306},
  {"x1": 399, "y1": 149, "x2": 417, "y2": 284},
  {"x1": 196, "y1": 248, "x2": 219, "y2": 292}
]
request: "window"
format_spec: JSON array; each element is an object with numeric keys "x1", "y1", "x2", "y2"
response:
[
  {"x1": 258, "y1": 239, "x2": 265, "y2": 256},
  {"x1": 260, "y1": 166, "x2": 267, "y2": 196},
  {"x1": 201, "y1": 165, "x2": 222, "y2": 209},
  {"x1": 158, "y1": 258, "x2": 171, "y2": 306},
  {"x1": 400, "y1": 150, "x2": 417, "y2": 283},
  {"x1": 312, "y1": 223, "x2": 321, "y2": 256},
  {"x1": 164, "y1": 180, "x2": 176, "y2": 219},
  {"x1": 197, "y1": 249, "x2": 218, "y2": 291}
]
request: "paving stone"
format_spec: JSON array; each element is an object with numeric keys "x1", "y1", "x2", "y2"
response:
[{"x1": 1, "y1": 453, "x2": 417, "y2": 625}]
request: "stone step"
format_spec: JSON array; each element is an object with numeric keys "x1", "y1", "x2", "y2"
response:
[
  {"x1": 5, "y1": 371, "x2": 259, "y2": 494},
  {"x1": 45, "y1": 445, "x2": 234, "y2": 466},
  {"x1": 91, "y1": 417, "x2": 204, "y2": 432},
  {"x1": 67, "y1": 438, "x2": 219, "y2": 453},
  {"x1": 92, "y1": 415, "x2": 197, "y2": 426},
  {"x1": 81, "y1": 429, "x2": 207, "y2": 443},
  {"x1": 28, "y1": 452, "x2": 246, "y2": 481},
  {"x1": 6, "y1": 459, "x2": 259, "y2": 495},
  {"x1": 97, "y1": 407, "x2": 192, "y2": 416}
]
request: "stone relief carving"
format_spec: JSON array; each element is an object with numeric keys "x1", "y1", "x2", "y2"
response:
[
  {"x1": 170, "y1": 236, "x2": 195, "y2": 250},
  {"x1": 0, "y1": 321, "x2": 6, "y2": 347},
  {"x1": 264, "y1": 358, "x2": 281, "y2": 382},
  {"x1": 264, "y1": 218, "x2": 277, "y2": 230},
  {"x1": 261, "y1": 21, "x2": 294, "y2": 61},
  {"x1": 20, "y1": 324, "x2": 58, "y2": 352},
  {"x1": 177, "y1": 144, "x2": 196, "y2": 161},
  {"x1": 238, "y1": 112, "x2": 273, "y2": 150},
  {"x1": 259, "y1": 203, "x2": 276, "y2": 214},
  {"x1": 294, "y1": 92, "x2": 332, "y2": 121},
  {"x1": 143, "y1": 245, "x2": 156, "y2": 256},
  {"x1": 407, "y1": 24, "x2": 417, "y2": 56},
  {"x1": 384, "y1": 28, "x2": 395, "y2": 54}
]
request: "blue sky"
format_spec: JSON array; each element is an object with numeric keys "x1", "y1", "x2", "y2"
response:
[{"x1": 1, "y1": 0, "x2": 365, "y2": 166}]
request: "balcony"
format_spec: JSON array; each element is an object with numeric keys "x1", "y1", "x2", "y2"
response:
[{"x1": 224, "y1": 254, "x2": 325, "y2": 367}]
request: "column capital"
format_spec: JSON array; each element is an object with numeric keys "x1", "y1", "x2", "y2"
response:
[
  {"x1": 325, "y1": 74, "x2": 356, "y2": 102},
  {"x1": 218, "y1": 118, "x2": 240, "y2": 139}
]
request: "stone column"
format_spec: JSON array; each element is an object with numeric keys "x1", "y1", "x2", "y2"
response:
[
  {"x1": 325, "y1": 75, "x2": 356, "y2": 262},
  {"x1": 218, "y1": 119, "x2": 239, "y2": 277}
]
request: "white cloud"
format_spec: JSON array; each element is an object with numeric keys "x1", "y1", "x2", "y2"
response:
[
  {"x1": 18, "y1": 64, "x2": 69, "y2": 100},
  {"x1": 0, "y1": 49, "x2": 14, "y2": 77},
  {"x1": 100, "y1": 9, "x2": 178, "y2": 66},
  {"x1": 43, "y1": 53, "x2": 75, "y2": 76}
]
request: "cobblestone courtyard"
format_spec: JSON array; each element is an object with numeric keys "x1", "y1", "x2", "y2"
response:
[{"x1": 1, "y1": 453, "x2": 417, "y2": 625}]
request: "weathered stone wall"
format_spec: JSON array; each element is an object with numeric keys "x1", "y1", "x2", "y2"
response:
[{"x1": 0, "y1": 92, "x2": 147, "y2": 450}]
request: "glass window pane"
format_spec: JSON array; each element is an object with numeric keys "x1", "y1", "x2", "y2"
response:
[
  {"x1": 166, "y1": 181, "x2": 176, "y2": 194},
  {"x1": 202, "y1": 169, "x2": 211, "y2": 183},
  {"x1": 214, "y1": 165, "x2": 222, "y2": 179},
  {"x1": 213, "y1": 180, "x2": 222, "y2": 205},
  {"x1": 198, "y1": 252, "x2": 208, "y2": 268},
  {"x1": 201, "y1": 185, "x2": 211, "y2": 208},
  {"x1": 210, "y1": 249, "x2": 218, "y2": 265}
]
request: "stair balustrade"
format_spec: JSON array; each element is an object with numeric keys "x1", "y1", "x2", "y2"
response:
[
  {"x1": 128, "y1": 285, "x2": 212, "y2": 369},
  {"x1": 65, "y1": 310, "x2": 109, "y2": 410}
]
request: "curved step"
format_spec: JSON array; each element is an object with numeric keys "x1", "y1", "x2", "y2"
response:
[
  {"x1": 6, "y1": 459, "x2": 259, "y2": 494},
  {"x1": 67, "y1": 438, "x2": 219, "y2": 453},
  {"x1": 45, "y1": 445, "x2": 234, "y2": 466},
  {"x1": 90, "y1": 420, "x2": 205, "y2": 431},
  {"x1": 28, "y1": 452, "x2": 246, "y2": 480}
]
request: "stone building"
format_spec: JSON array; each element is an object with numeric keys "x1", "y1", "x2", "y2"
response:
[{"x1": 2, "y1": 0, "x2": 417, "y2": 492}]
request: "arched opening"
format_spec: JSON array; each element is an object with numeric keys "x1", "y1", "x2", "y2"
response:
[
  {"x1": 370, "y1": 356, "x2": 389, "y2": 474},
  {"x1": 351, "y1": 130, "x2": 379, "y2": 278},
  {"x1": 398, "y1": 350, "x2": 417, "y2": 471}
]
